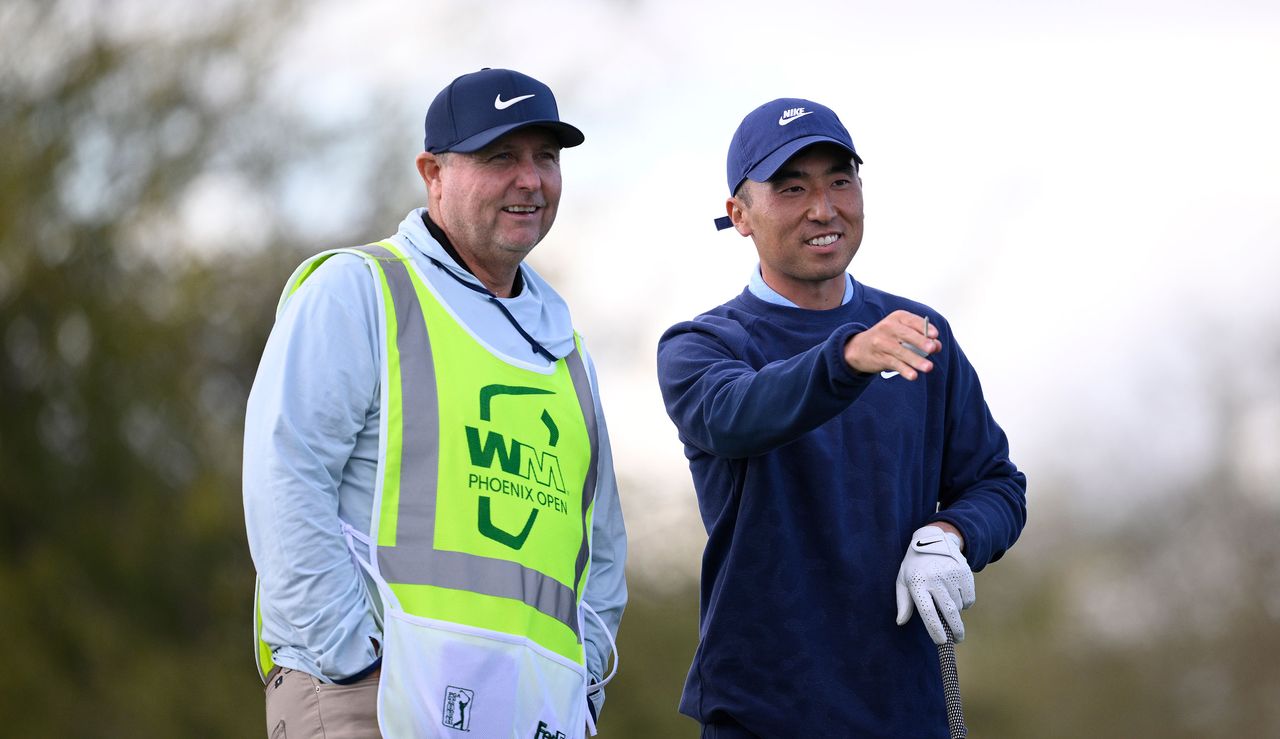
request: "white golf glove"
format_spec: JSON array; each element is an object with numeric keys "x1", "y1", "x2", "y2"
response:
[{"x1": 894, "y1": 525, "x2": 975, "y2": 645}]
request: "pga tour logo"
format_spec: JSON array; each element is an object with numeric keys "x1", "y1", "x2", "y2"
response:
[{"x1": 442, "y1": 686, "x2": 474, "y2": 732}]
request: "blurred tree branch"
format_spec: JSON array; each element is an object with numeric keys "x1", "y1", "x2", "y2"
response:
[{"x1": 0, "y1": 1, "x2": 324, "y2": 735}]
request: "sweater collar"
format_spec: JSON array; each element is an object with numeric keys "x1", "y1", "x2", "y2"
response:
[{"x1": 747, "y1": 264, "x2": 856, "y2": 309}]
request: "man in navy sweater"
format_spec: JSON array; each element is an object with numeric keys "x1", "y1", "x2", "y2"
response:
[{"x1": 656, "y1": 98, "x2": 1027, "y2": 737}]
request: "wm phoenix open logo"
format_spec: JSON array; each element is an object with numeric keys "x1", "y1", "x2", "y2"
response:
[{"x1": 465, "y1": 384, "x2": 567, "y2": 550}]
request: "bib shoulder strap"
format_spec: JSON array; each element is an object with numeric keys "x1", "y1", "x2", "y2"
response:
[{"x1": 274, "y1": 241, "x2": 408, "y2": 317}]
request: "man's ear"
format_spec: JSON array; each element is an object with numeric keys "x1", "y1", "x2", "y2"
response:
[
  {"x1": 727, "y1": 197, "x2": 752, "y2": 237},
  {"x1": 416, "y1": 151, "x2": 442, "y2": 191}
]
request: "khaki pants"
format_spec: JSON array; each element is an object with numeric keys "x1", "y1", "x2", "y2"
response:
[{"x1": 264, "y1": 667, "x2": 381, "y2": 739}]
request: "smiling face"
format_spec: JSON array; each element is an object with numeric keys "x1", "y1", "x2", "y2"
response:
[
  {"x1": 418, "y1": 127, "x2": 563, "y2": 294},
  {"x1": 727, "y1": 143, "x2": 864, "y2": 309}
]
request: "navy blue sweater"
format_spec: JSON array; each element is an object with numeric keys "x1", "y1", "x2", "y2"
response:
[{"x1": 657, "y1": 283, "x2": 1027, "y2": 737}]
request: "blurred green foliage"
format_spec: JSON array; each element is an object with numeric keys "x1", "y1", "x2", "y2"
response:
[
  {"x1": 0, "y1": 1, "x2": 305, "y2": 735},
  {"x1": 960, "y1": 483, "x2": 1280, "y2": 738},
  {"x1": 2, "y1": 1, "x2": 1277, "y2": 737}
]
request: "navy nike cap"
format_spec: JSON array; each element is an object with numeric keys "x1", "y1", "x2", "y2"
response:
[
  {"x1": 715, "y1": 98, "x2": 862, "y2": 230},
  {"x1": 424, "y1": 68, "x2": 585, "y2": 153}
]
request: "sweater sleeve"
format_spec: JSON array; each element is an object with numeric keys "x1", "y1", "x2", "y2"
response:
[
  {"x1": 656, "y1": 317, "x2": 874, "y2": 459},
  {"x1": 578, "y1": 346, "x2": 627, "y2": 715},
  {"x1": 243, "y1": 255, "x2": 382, "y2": 682},
  {"x1": 929, "y1": 330, "x2": 1028, "y2": 572}
]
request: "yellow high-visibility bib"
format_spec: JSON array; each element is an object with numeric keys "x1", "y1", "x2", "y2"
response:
[{"x1": 257, "y1": 240, "x2": 599, "y2": 738}]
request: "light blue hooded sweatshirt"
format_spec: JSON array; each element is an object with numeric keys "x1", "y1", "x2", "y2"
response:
[{"x1": 243, "y1": 208, "x2": 627, "y2": 704}]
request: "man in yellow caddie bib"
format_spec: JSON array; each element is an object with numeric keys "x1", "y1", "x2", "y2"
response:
[{"x1": 243, "y1": 68, "x2": 627, "y2": 739}]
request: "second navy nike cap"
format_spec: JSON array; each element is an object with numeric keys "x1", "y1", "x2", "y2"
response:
[
  {"x1": 715, "y1": 98, "x2": 862, "y2": 230},
  {"x1": 424, "y1": 68, "x2": 585, "y2": 154}
]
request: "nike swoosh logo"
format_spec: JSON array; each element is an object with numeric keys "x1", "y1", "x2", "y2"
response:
[
  {"x1": 494, "y1": 93, "x2": 535, "y2": 110},
  {"x1": 880, "y1": 371, "x2": 900, "y2": 379},
  {"x1": 778, "y1": 111, "x2": 814, "y2": 125},
  {"x1": 916, "y1": 539, "x2": 943, "y2": 547}
]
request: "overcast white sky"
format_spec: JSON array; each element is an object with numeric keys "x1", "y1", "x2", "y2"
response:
[{"x1": 257, "y1": 0, "x2": 1280, "y2": 576}]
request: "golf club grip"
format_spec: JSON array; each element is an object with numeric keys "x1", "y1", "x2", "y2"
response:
[{"x1": 938, "y1": 622, "x2": 967, "y2": 739}]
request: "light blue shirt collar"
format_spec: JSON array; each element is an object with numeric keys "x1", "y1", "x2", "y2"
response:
[{"x1": 748, "y1": 265, "x2": 854, "y2": 308}]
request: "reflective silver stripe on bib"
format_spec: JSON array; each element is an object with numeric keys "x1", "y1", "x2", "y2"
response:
[
  {"x1": 355, "y1": 244, "x2": 597, "y2": 640},
  {"x1": 565, "y1": 349, "x2": 599, "y2": 596}
]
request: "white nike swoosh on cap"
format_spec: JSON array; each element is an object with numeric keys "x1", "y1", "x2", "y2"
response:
[
  {"x1": 880, "y1": 370, "x2": 900, "y2": 379},
  {"x1": 494, "y1": 93, "x2": 535, "y2": 110},
  {"x1": 778, "y1": 110, "x2": 814, "y2": 125}
]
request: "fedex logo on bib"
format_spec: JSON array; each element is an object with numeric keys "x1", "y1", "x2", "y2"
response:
[{"x1": 533, "y1": 720, "x2": 567, "y2": 739}]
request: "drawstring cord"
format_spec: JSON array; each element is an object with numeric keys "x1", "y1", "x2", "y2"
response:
[
  {"x1": 341, "y1": 522, "x2": 400, "y2": 616},
  {"x1": 582, "y1": 603, "x2": 620, "y2": 690},
  {"x1": 426, "y1": 256, "x2": 556, "y2": 363},
  {"x1": 582, "y1": 602, "x2": 620, "y2": 736}
]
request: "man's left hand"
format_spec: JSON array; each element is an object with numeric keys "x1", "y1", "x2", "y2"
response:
[{"x1": 894, "y1": 525, "x2": 975, "y2": 645}]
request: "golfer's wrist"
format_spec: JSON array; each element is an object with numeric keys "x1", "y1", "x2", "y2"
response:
[{"x1": 930, "y1": 521, "x2": 964, "y2": 551}]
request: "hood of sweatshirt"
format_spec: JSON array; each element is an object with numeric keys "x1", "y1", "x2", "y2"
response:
[{"x1": 389, "y1": 207, "x2": 578, "y2": 363}]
